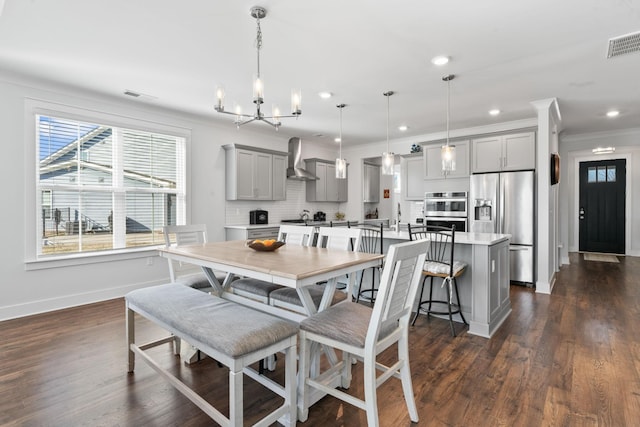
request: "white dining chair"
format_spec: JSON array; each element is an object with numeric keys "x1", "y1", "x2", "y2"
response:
[
  {"x1": 268, "y1": 226, "x2": 363, "y2": 314},
  {"x1": 298, "y1": 240, "x2": 426, "y2": 426},
  {"x1": 163, "y1": 224, "x2": 220, "y2": 293},
  {"x1": 229, "y1": 225, "x2": 317, "y2": 303}
]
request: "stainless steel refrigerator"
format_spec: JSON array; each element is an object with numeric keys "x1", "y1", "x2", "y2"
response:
[{"x1": 470, "y1": 170, "x2": 535, "y2": 285}]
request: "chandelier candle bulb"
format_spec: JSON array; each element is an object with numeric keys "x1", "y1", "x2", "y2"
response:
[
  {"x1": 215, "y1": 87, "x2": 225, "y2": 110},
  {"x1": 253, "y1": 76, "x2": 264, "y2": 102},
  {"x1": 291, "y1": 90, "x2": 302, "y2": 115}
]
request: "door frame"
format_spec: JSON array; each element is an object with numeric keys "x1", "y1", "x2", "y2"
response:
[{"x1": 572, "y1": 152, "x2": 631, "y2": 255}]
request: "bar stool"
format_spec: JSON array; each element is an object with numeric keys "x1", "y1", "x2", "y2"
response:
[
  {"x1": 347, "y1": 221, "x2": 384, "y2": 304},
  {"x1": 408, "y1": 223, "x2": 468, "y2": 336}
]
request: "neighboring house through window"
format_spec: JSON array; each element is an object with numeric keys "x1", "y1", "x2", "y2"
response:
[{"x1": 36, "y1": 113, "x2": 186, "y2": 258}]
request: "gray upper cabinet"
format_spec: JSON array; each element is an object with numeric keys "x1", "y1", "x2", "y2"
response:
[
  {"x1": 363, "y1": 163, "x2": 380, "y2": 203},
  {"x1": 423, "y1": 140, "x2": 470, "y2": 179},
  {"x1": 305, "y1": 158, "x2": 348, "y2": 202},
  {"x1": 223, "y1": 144, "x2": 287, "y2": 201},
  {"x1": 272, "y1": 153, "x2": 287, "y2": 201},
  {"x1": 472, "y1": 132, "x2": 535, "y2": 173},
  {"x1": 402, "y1": 153, "x2": 424, "y2": 200}
]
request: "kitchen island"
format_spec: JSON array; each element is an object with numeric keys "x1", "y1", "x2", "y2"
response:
[{"x1": 382, "y1": 230, "x2": 511, "y2": 338}]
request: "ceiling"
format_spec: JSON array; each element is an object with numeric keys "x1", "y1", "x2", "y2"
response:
[{"x1": 1, "y1": 0, "x2": 639, "y2": 147}]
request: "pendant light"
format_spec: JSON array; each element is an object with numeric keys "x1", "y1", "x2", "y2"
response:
[
  {"x1": 381, "y1": 91, "x2": 395, "y2": 175},
  {"x1": 335, "y1": 104, "x2": 347, "y2": 179},
  {"x1": 441, "y1": 74, "x2": 456, "y2": 173}
]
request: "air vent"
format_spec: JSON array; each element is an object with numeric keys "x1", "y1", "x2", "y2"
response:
[
  {"x1": 607, "y1": 31, "x2": 640, "y2": 58},
  {"x1": 124, "y1": 90, "x2": 141, "y2": 97}
]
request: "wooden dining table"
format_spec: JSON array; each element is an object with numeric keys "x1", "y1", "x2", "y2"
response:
[{"x1": 158, "y1": 239, "x2": 383, "y2": 321}]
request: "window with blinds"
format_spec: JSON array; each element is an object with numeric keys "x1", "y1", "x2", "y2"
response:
[{"x1": 37, "y1": 115, "x2": 185, "y2": 257}]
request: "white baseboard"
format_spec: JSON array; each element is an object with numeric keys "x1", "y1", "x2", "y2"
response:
[{"x1": 0, "y1": 279, "x2": 167, "y2": 321}]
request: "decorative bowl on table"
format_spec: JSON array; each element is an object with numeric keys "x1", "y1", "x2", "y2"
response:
[{"x1": 247, "y1": 239, "x2": 285, "y2": 252}]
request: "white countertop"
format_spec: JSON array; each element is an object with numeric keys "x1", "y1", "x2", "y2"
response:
[
  {"x1": 224, "y1": 223, "x2": 282, "y2": 230},
  {"x1": 383, "y1": 230, "x2": 510, "y2": 246},
  {"x1": 224, "y1": 224, "x2": 509, "y2": 245}
]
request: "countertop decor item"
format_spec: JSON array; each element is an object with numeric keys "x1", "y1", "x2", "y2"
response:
[
  {"x1": 247, "y1": 239, "x2": 285, "y2": 251},
  {"x1": 411, "y1": 143, "x2": 422, "y2": 153},
  {"x1": 335, "y1": 212, "x2": 345, "y2": 220}
]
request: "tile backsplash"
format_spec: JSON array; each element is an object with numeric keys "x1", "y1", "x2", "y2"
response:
[{"x1": 225, "y1": 180, "x2": 345, "y2": 225}]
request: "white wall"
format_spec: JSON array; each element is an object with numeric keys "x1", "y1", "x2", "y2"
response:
[{"x1": 559, "y1": 128, "x2": 640, "y2": 261}]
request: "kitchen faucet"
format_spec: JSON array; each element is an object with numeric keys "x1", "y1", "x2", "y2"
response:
[{"x1": 300, "y1": 209, "x2": 310, "y2": 222}]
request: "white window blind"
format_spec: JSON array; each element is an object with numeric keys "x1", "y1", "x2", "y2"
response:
[{"x1": 37, "y1": 115, "x2": 185, "y2": 257}]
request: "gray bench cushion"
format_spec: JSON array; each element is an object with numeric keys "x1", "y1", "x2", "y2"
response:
[
  {"x1": 300, "y1": 301, "x2": 395, "y2": 348},
  {"x1": 230, "y1": 278, "x2": 284, "y2": 297},
  {"x1": 269, "y1": 285, "x2": 348, "y2": 307},
  {"x1": 126, "y1": 284, "x2": 298, "y2": 358}
]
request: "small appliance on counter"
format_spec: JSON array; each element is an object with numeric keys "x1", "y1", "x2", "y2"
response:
[
  {"x1": 249, "y1": 210, "x2": 268, "y2": 224},
  {"x1": 313, "y1": 211, "x2": 326, "y2": 221}
]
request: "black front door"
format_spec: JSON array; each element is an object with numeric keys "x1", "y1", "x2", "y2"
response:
[{"x1": 579, "y1": 159, "x2": 626, "y2": 254}]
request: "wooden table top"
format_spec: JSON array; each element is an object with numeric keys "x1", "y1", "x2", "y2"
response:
[{"x1": 160, "y1": 240, "x2": 384, "y2": 282}]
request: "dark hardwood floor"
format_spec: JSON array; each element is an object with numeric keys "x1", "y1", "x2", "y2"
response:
[{"x1": 2, "y1": 253, "x2": 639, "y2": 426}]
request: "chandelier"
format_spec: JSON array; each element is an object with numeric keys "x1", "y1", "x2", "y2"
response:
[
  {"x1": 441, "y1": 74, "x2": 456, "y2": 172},
  {"x1": 214, "y1": 6, "x2": 301, "y2": 130}
]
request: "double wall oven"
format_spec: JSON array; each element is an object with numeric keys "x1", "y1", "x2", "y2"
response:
[{"x1": 424, "y1": 191, "x2": 468, "y2": 232}]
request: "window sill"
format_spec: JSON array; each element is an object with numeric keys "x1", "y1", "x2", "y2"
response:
[{"x1": 24, "y1": 246, "x2": 163, "y2": 271}]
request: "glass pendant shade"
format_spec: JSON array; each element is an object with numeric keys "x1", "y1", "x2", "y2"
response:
[
  {"x1": 441, "y1": 74, "x2": 456, "y2": 173},
  {"x1": 381, "y1": 152, "x2": 395, "y2": 175},
  {"x1": 381, "y1": 91, "x2": 395, "y2": 175},
  {"x1": 441, "y1": 144, "x2": 456, "y2": 172},
  {"x1": 335, "y1": 103, "x2": 347, "y2": 179},
  {"x1": 335, "y1": 158, "x2": 347, "y2": 179}
]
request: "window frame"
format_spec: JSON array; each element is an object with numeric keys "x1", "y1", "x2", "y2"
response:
[{"x1": 24, "y1": 99, "x2": 192, "y2": 269}]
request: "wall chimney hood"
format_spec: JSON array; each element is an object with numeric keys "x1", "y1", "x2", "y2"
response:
[{"x1": 287, "y1": 137, "x2": 318, "y2": 181}]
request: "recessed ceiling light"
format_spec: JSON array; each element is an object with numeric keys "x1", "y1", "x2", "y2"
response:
[
  {"x1": 318, "y1": 92, "x2": 333, "y2": 99},
  {"x1": 334, "y1": 137, "x2": 341, "y2": 143},
  {"x1": 489, "y1": 109, "x2": 501, "y2": 116},
  {"x1": 398, "y1": 125, "x2": 408, "y2": 131},
  {"x1": 606, "y1": 110, "x2": 620, "y2": 117},
  {"x1": 431, "y1": 56, "x2": 449, "y2": 66}
]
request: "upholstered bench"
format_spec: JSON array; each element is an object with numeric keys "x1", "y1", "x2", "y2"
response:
[{"x1": 125, "y1": 284, "x2": 298, "y2": 427}]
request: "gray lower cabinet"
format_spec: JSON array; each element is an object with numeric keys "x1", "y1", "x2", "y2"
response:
[
  {"x1": 223, "y1": 144, "x2": 287, "y2": 201},
  {"x1": 469, "y1": 238, "x2": 511, "y2": 337},
  {"x1": 305, "y1": 158, "x2": 348, "y2": 202}
]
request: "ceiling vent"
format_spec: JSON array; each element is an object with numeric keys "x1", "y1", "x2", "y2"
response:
[
  {"x1": 607, "y1": 31, "x2": 640, "y2": 58},
  {"x1": 124, "y1": 90, "x2": 141, "y2": 97}
]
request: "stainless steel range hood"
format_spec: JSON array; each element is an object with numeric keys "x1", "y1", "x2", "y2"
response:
[{"x1": 286, "y1": 137, "x2": 318, "y2": 181}]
